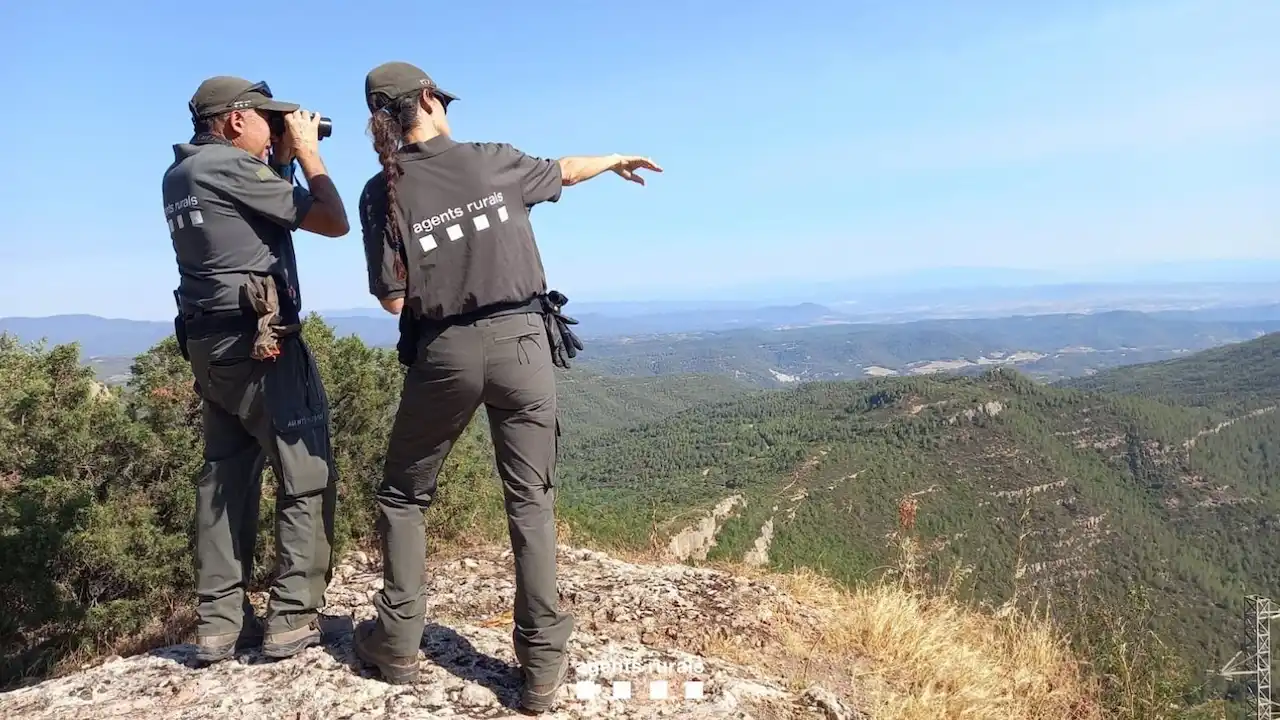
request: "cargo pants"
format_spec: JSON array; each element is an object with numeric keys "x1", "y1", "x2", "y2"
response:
[
  {"x1": 372, "y1": 310, "x2": 574, "y2": 684},
  {"x1": 185, "y1": 330, "x2": 338, "y2": 640}
]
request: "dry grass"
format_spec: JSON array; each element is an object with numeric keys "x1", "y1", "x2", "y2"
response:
[
  {"x1": 764, "y1": 566, "x2": 1100, "y2": 719},
  {"x1": 685, "y1": 497, "x2": 1105, "y2": 719},
  {"x1": 566, "y1": 499, "x2": 1092, "y2": 715},
  {"x1": 553, "y1": 521, "x2": 1104, "y2": 719}
]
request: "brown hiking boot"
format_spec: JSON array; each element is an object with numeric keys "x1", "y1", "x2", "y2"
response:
[
  {"x1": 519, "y1": 656, "x2": 569, "y2": 714},
  {"x1": 263, "y1": 619, "x2": 322, "y2": 659},
  {"x1": 194, "y1": 616, "x2": 263, "y2": 666},
  {"x1": 354, "y1": 620, "x2": 420, "y2": 684}
]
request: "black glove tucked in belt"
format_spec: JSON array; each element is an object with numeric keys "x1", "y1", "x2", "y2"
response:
[{"x1": 540, "y1": 290, "x2": 584, "y2": 368}]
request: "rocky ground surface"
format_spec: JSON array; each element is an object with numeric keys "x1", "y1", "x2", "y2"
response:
[{"x1": 0, "y1": 546, "x2": 863, "y2": 719}]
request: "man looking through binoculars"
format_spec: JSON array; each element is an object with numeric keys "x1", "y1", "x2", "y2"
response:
[{"x1": 162, "y1": 75, "x2": 349, "y2": 666}]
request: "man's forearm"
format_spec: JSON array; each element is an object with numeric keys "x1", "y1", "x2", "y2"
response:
[
  {"x1": 558, "y1": 155, "x2": 620, "y2": 186},
  {"x1": 296, "y1": 149, "x2": 350, "y2": 236}
]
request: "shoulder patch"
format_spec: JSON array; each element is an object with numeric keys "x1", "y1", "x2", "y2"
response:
[{"x1": 255, "y1": 166, "x2": 275, "y2": 181}]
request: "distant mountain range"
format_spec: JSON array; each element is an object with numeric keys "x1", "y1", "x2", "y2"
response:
[
  {"x1": 654, "y1": 260, "x2": 1280, "y2": 303},
  {"x1": 573, "y1": 307, "x2": 1280, "y2": 387},
  {"x1": 51, "y1": 305, "x2": 1280, "y2": 392},
  {"x1": 0, "y1": 315, "x2": 179, "y2": 358},
  {"x1": 6, "y1": 278, "x2": 1280, "y2": 360}
]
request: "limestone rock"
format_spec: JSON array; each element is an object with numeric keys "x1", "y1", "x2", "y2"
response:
[{"x1": 0, "y1": 545, "x2": 853, "y2": 719}]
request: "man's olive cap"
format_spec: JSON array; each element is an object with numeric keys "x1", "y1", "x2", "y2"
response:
[
  {"x1": 365, "y1": 61, "x2": 458, "y2": 113},
  {"x1": 188, "y1": 76, "x2": 300, "y2": 119}
]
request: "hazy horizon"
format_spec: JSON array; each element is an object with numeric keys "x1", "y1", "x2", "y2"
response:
[{"x1": 3, "y1": 260, "x2": 1279, "y2": 322}]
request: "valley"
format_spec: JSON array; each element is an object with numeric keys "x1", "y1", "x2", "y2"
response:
[
  {"x1": 574, "y1": 309, "x2": 1280, "y2": 387},
  {"x1": 555, "y1": 334, "x2": 1280, "y2": 683}
]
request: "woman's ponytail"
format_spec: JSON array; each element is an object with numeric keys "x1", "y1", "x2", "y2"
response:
[{"x1": 367, "y1": 94, "x2": 421, "y2": 281}]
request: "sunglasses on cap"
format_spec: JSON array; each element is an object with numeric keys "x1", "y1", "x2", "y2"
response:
[{"x1": 235, "y1": 81, "x2": 273, "y2": 102}]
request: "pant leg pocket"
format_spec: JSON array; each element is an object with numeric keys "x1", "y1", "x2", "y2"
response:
[
  {"x1": 262, "y1": 339, "x2": 333, "y2": 498},
  {"x1": 553, "y1": 416, "x2": 561, "y2": 479}
]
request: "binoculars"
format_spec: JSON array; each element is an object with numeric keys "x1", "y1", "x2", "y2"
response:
[{"x1": 269, "y1": 114, "x2": 332, "y2": 140}]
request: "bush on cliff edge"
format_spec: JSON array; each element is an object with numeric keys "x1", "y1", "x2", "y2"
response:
[{"x1": 0, "y1": 317, "x2": 502, "y2": 688}]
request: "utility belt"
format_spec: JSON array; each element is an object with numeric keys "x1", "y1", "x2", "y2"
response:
[
  {"x1": 173, "y1": 275, "x2": 301, "y2": 363},
  {"x1": 413, "y1": 296, "x2": 545, "y2": 331},
  {"x1": 181, "y1": 306, "x2": 302, "y2": 337},
  {"x1": 397, "y1": 290, "x2": 584, "y2": 369}
]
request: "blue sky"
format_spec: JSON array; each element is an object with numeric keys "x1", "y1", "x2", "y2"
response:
[{"x1": 0, "y1": 0, "x2": 1276, "y2": 319}]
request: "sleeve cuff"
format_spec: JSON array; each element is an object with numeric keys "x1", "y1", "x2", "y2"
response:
[
  {"x1": 548, "y1": 161, "x2": 564, "y2": 203},
  {"x1": 372, "y1": 286, "x2": 406, "y2": 300},
  {"x1": 290, "y1": 187, "x2": 316, "y2": 231}
]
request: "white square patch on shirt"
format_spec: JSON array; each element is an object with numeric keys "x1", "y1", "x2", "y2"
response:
[
  {"x1": 473, "y1": 214, "x2": 490, "y2": 232},
  {"x1": 418, "y1": 234, "x2": 437, "y2": 252},
  {"x1": 446, "y1": 224, "x2": 464, "y2": 241},
  {"x1": 497, "y1": 206, "x2": 509, "y2": 223}
]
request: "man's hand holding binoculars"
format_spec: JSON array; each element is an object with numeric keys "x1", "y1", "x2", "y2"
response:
[
  {"x1": 270, "y1": 110, "x2": 323, "y2": 167},
  {"x1": 268, "y1": 109, "x2": 349, "y2": 236}
]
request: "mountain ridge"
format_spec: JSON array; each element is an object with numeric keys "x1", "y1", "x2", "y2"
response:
[
  {"x1": 1062, "y1": 331, "x2": 1280, "y2": 410},
  {"x1": 556, "y1": 339, "x2": 1280, "y2": 679}
]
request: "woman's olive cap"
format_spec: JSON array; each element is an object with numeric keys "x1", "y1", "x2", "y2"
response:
[{"x1": 365, "y1": 61, "x2": 458, "y2": 113}]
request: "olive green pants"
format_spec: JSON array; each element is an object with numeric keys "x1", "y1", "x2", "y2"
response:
[
  {"x1": 372, "y1": 311, "x2": 573, "y2": 684},
  {"x1": 187, "y1": 331, "x2": 338, "y2": 639}
]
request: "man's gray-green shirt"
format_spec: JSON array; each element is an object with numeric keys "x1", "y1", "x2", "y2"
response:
[
  {"x1": 359, "y1": 136, "x2": 562, "y2": 320},
  {"x1": 162, "y1": 141, "x2": 314, "y2": 315}
]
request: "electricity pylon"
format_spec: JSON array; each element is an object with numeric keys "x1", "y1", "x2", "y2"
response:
[{"x1": 1219, "y1": 595, "x2": 1280, "y2": 720}]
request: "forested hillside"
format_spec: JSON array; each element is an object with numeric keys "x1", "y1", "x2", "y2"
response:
[
  {"x1": 1065, "y1": 331, "x2": 1280, "y2": 410},
  {"x1": 554, "y1": 371, "x2": 754, "y2": 439},
  {"x1": 557, "y1": 358, "x2": 1280, "y2": 683}
]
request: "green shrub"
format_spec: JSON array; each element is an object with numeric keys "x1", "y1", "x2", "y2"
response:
[{"x1": 0, "y1": 317, "x2": 504, "y2": 688}]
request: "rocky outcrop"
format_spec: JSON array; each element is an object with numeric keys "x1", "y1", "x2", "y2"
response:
[
  {"x1": 665, "y1": 495, "x2": 744, "y2": 562},
  {"x1": 1182, "y1": 405, "x2": 1278, "y2": 450},
  {"x1": 0, "y1": 546, "x2": 857, "y2": 719},
  {"x1": 742, "y1": 518, "x2": 774, "y2": 567}
]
